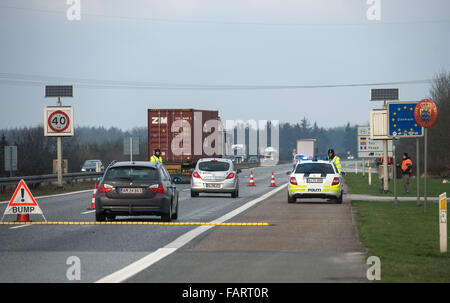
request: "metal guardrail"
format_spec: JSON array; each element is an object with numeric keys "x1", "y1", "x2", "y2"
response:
[{"x1": 0, "y1": 171, "x2": 103, "y2": 188}]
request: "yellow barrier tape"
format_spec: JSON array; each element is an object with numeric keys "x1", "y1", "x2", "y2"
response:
[{"x1": 0, "y1": 221, "x2": 270, "y2": 226}]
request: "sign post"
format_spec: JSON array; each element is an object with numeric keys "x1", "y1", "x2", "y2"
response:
[
  {"x1": 416, "y1": 138, "x2": 420, "y2": 206},
  {"x1": 439, "y1": 192, "x2": 447, "y2": 253},
  {"x1": 392, "y1": 137, "x2": 397, "y2": 205},
  {"x1": 414, "y1": 99, "x2": 439, "y2": 213},
  {"x1": 44, "y1": 85, "x2": 74, "y2": 188}
]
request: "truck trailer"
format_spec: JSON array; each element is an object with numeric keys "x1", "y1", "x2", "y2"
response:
[
  {"x1": 148, "y1": 109, "x2": 223, "y2": 181},
  {"x1": 295, "y1": 139, "x2": 316, "y2": 160}
]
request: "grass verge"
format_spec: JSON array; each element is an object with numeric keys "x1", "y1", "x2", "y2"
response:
[
  {"x1": 345, "y1": 172, "x2": 449, "y2": 197},
  {"x1": 352, "y1": 200, "x2": 450, "y2": 282}
]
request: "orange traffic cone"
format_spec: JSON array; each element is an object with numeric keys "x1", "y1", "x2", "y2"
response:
[
  {"x1": 16, "y1": 214, "x2": 30, "y2": 222},
  {"x1": 89, "y1": 182, "x2": 97, "y2": 209},
  {"x1": 249, "y1": 171, "x2": 255, "y2": 186},
  {"x1": 269, "y1": 172, "x2": 276, "y2": 187}
]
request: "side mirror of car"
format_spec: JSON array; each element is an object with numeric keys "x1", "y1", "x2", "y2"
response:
[
  {"x1": 172, "y1": 177, "x2": 181, "y2": 183},
  {"x1": 236, "y1": 169, "x2": 242, "y2": 174},
  {"x1": 286, "y1": 171, "x2": 291, "y2": 175},
  {"x1": 341, "y1": 172, "x2": 346, "y2": 176},
  {"x1": 97, "y1": 177, "x2": 103, "y2": 182}
]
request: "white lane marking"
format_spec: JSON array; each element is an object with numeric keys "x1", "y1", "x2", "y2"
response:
[
  {"x1": 96, "y1": 183, "x2": 287, "y2": 283},
  {"x1": 9, "y1": 224, "x2": 33, "y2": 230},
  {"x1": 0, "y1": 189, "x2": 94, "y2": 205},
  {"x1": 81, "y1": 210, "x2": 95, "y2": 215}
]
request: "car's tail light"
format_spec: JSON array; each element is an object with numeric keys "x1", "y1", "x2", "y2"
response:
[
  {"x1": 98, "y1": 183, "x2": 113, "y2": 193},
  {"x1": 332, "y1": 177, "x2": 340, "y2": 186},
  {"x1": 289, "y1": 177, "x2": 298, "y2": 185},
  {"x1": 226, "y1": 172, "x2": 235, "y2": 179},
  {"x1": 149, "y1": 184, "x2": 165, "y2": 194},
  {"x1": 192, "y1": 171, "x2": 201, "y2": 178}
]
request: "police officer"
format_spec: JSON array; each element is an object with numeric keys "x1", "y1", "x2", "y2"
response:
[
  {"x1": 397, "y1": 153, "x2": 413, "y2": 193},
  {"x1": 150, "y1": 148, "x2": 163, "y2": 163},
  {"x1": 327, "y1": 149, "x2": 342, "y2": 174}
]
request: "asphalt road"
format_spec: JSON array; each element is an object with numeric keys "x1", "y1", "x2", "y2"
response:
[{"x1": 0, "y1": 161, "x2": 368, "y2": 283}]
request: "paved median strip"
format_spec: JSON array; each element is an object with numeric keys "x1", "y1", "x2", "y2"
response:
[{"x1": 0, "y1": 221, "x2": 270, "y2": 226}]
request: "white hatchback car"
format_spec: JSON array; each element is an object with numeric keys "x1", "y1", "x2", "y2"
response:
[
  {"x1": 287, "y1": 159, "x2": 343, "y2": 203},
  {"x1": 190, "y1": 158, "x2": 241, "y2": 198}
]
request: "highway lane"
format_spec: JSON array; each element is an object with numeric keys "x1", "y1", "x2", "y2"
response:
[
  {"x1": 125, "y1": 178, "x2": 367, "y2": 283},
  {"x1": 0, "y1": 163, "x2": 292, "y2": 282}
]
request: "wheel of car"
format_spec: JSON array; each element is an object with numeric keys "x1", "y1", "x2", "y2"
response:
[
  {"x1": 191, "y1": 190, "x2": 199, "y2": 197},
  {"x1": 106, "y1": 214, "x2": 116, "y2": 221},
  {"x1": 288, "y1": 194, "x2": 296, "y2": 204},
  {"x1": 336, "y1": 191, "x2": 343, "y2": 204},
  {"x1": 231, "y1": 189, "x2": 238, "y2": 198},
  {"x1": 171, "y1": 199, "x2": 179, "y2": 220},
  {"x1": 162, "y1": 202, "x2": 172, "y2": 222},
  {"x1": 96, "y1": 212, "x2": 106, "y2": 222}
]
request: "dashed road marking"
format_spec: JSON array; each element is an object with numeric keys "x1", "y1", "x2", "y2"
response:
[{"x1": 81, "y1": 210, "x2": 95, "y2": 215}]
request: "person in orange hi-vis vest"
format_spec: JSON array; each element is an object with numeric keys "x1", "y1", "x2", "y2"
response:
[{"x1": 396, "y1": 153, "x2": 413, "y2": 193}]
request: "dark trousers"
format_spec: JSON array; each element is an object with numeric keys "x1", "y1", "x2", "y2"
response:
[{"x1": 402, "y1": 173, "x2": 411, "y2": 193}]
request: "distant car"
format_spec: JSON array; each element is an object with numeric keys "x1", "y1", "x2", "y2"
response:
[
  {"x1": 248, "y1": 156, "x2": 259, "y2": 163},
  {"x1": 347, "y1": 155, "x2": 354, "y2": 160},
  {"x1": 287, "y1": 159, "x2": 343, "y2": 204},
  {"x1": 190, "y1": 158, "x2": 241, "y2": 198},
  {"x1": 95, "y1": 161, "x2": 180, "y2": 222},
  {"x1": 81, "y1": 160, "x2": 104, "y2": 172}
]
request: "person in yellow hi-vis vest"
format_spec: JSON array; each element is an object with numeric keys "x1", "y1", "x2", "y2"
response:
[
  {"x1": 327, "y1": 149, "x2": 342, "y2": 174},
  {"x1": 150, "y1": 148, "x2": 163, "y2": 163}
]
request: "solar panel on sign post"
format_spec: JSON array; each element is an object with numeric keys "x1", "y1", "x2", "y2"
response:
[
  {"x1": 370, "y1": 88, "x2": 399, "y2": 101},
  {"x1": 45, "y1": 86, "x2": 73, "y2": 98}
]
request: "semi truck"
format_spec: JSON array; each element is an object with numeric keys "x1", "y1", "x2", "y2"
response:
[
  {"x1": 295, "y1": 139, "x2": 316, "y2": 160},
  {"x1": 148, "y1": 109, "x2": 223, "y2": 182}
]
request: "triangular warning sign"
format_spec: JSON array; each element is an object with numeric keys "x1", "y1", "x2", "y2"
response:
[{"x1": 3, "y1": 180, "x2": 43, "y2": 216}]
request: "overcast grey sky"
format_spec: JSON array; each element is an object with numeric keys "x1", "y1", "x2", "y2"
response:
[{"x1": 1, "y1": 0, "x2": 449, "y2": 130}]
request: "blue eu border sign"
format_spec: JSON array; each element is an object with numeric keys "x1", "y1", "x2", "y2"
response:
[{"x1": 387, "y1": 101, "x2": 424, "y2": 138}]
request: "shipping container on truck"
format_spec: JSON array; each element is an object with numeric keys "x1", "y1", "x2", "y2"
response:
[
  {"x1": 148, "y1": 109, "x2": 223, "y2": 181},
  {"x1": 296, "y1": 139, "x2": 316, "y2": 159}
]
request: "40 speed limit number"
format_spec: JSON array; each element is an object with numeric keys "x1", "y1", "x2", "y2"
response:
[
  {"x1": 48, "y1": 111, "x2": 70, "y2": 132},
  {"x1": 44, "y1": 106, "x2": 74, "y2": 137}
]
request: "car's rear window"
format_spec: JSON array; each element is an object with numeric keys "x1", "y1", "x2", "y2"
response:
[
  {"x1": 295, "y1": 163, "x2": 335, "y2": 174},
  {"x1": 198, "y1": 161, "x2": 230, "y2": 172},
  {"x1": 104, "y1": 166, "x2": 158, "y2": 181},
  {"x1": 84, "y1": 160, "x2": 100, "y2": 166}
]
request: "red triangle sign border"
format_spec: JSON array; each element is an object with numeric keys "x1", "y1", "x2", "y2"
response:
[{"x1": 8, "y1": 179, "x2": 39, "y2": 207}]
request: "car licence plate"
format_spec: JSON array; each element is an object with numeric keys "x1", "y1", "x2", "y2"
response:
[
  {"x1": 120, "y1": 188, "x2": 143, "y2": 194},
  {"x1": 306, "y1": 178, "x2": 323, "y2": 183},
  {"x1": 205, "y1": 183, "x2": 221, "y2": 188}
]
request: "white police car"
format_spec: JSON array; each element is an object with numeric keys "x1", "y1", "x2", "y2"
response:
[{"x1": 287, "y1": 159, "x2": 343, "y2": 203}]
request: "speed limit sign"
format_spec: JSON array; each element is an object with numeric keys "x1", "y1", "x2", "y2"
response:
[{"x1": 44, "y1": 106, "x2": 74, "y2": 137}]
